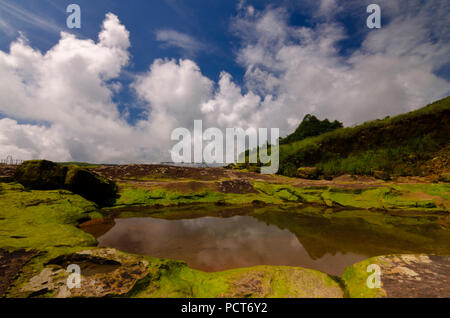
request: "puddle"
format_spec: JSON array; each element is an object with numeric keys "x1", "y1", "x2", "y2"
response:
[{"x1": 84, "y1": 207, "x2": 450, "y2": 276}]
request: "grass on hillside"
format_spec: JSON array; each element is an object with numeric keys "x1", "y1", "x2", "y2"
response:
[{"x1": 269, "y1": 96, "x2": 450, "y2": 177}]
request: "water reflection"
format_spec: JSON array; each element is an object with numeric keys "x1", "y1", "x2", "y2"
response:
[
  {"x1": 96, "y1": 215, "x2": 361, "y2": 275},
  {"x1": 93, "y1": 208, "x2": 450, "y2": 276}
]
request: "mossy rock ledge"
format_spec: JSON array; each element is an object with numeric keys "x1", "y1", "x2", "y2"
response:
[
  {"x1": 14, "y1": 160, "x2": 67, "y2": 190},
  {"x1": 14, "y1": 160, "x2": 117, "y2": 205}
]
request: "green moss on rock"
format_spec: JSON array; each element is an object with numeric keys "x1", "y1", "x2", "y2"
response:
[
  {"x1": 439, "y1": 173, "x2": 450, "y2": 183},
  {"x1": 0, "y1": 182, "x2": 97, "y2": 252},
  {"x1": 64, "y1": 166, "x2": 118, "y2": 205},
  {"x1": 13, "y1": 160, "x2": 117, "y2": 205},
  {"x1": 14, "y1": 160, "x2": 67, "y2": 190},
  {"x1": 134, "y1": 260, "x2": 344, "y2": 298}
]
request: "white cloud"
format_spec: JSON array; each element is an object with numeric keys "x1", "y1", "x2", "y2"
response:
[
  {"x1": 0, "y1": 2, "x2": 449, "y2": 163},
  {"x1": 156, "y1": 29, "x2": 205, "y2": 54},
  {"x1": 0, "y1": 13, "x2": 142, "y2": 163},
  {"x1": 133, "y1": 58, "x2": 213, "y2": 128},
  {"x1": 226, "y1": 1, "x2": 450, "y2": 129},
  {"x1": 0, "y1": 0, "x2": 62, "y2": 34}
]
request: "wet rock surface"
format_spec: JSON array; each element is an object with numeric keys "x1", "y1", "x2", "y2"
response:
[
  {"x1": 21, "y1": 248, "x2": 149, "y2": 298},
  {"x1": 0, "y1": 249, "x2": 38, "y2": 297}
]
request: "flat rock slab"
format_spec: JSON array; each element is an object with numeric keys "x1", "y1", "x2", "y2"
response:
[
  {"x1": 221, "y1": 267, "x2": 344, "y2": 298},
  {"x1": 343, "y1": 254, "x2": 450, "y2": 298},
  {"x1": 379, "y1": 254, "x2": 450, "y2": 298},
  {"x1": 21, "y1": 248, "x2": 149, "y2": 298},
  {"x1": 0, "y1": 249, "x2": 38, "y2": 297}
]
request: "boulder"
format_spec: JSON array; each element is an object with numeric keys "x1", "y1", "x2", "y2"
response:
[
  {"x1": 14, "y1": 160, "x2": 117, "y2": 205},
  {"x1": 14, "y1": 160, "x2": 67, "y2": 189},
  {"x1": 439, "y1": 173, "x2": 450, "y2": 183},
  {"x1": 373, "y1": 170, "x2": 390, "y2": 181},
  {"x1": 64, "y1": 166, "x2": 117, "y2": 204},
  {"x1": 297, "y1": 167, "x2": 319, "y2": 180}
]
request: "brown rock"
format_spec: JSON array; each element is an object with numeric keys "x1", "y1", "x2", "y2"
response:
[
  {"x1": 21, "y1": 248, "x2": 149, "y2": 298},
  {"x1": 439, "y1": 173, "x2": 450, "y2": 183},
  {"x1": 297, "y1": 167, "x2": 319, "y2": 180},
  {"x1": 373, "y1": 170, "x2": 390, "y2": 181}
]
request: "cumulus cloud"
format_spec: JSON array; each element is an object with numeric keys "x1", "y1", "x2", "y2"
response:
[
  {"x1": 225, "y1": 0, "x2": 450, "y2": 129},
  {"x1": 0, "y1": 13, "x2": 141, "y2": 162},
  {"x1": 0, "y1": 1, "x2": 449, "y2": 163}
]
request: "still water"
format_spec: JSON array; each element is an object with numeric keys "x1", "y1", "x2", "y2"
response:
[{"x1": 89, "y1": 208, "x2": 450, "y2": 276}]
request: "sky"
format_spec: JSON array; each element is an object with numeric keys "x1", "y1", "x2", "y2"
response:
[{"x1": 0, "y1": 0, "x2": 449, "y2": 163}]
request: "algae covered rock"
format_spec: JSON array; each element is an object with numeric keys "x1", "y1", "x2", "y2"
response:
[
  {"x1": 439, "y1": 173, "x2": 450, "y2": 183},
  {"x1": 14, "y1": 160, "x2": 67, "y2": 189},
  {"x1": 373, "y1": 170, "x2": 390, "y2": 181},
  {"x1": 297, "y1": 167, "x2": 319, "y2": 180},
  {"x1": 342, "y1": 254, "x2": 450, "y2": 298},
  {"x1": 14, "y1": 160, "x2": 117, "y2": 205},
  {"x1": 64, "y1": 166, "x2": 117, "y2": 204},
  {"x1": 20, "y1": 248, "x2": 149, "y2": 298}
]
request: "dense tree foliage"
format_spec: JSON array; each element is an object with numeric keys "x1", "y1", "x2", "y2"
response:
[{"x1": 280, "y1": 114, "x2": 343, "y2": 145}]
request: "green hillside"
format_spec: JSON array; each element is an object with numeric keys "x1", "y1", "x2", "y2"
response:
[
  {"x1": 233, "y1": 96, "x2": 450, "y2": 179},
  {"x1": 277, "y1": 96, "x2": 450, "y2": 178}
]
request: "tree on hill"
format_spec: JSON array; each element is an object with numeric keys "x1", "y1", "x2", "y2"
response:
[{"x1": 280, "y1": 114, "x2": 343, "y2": 145}]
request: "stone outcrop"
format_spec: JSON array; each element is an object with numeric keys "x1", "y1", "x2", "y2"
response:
[
  {"x1": 21, "y1": 248, "x2": 149, "y2": 298},
  {"x1": 14, "y1": 160, "x2": 67, "y2": 190},
  {"x1": 14, "y1": 160, "x2": 117, "y2": 205},
  {"x1": 297, "y1": 167, "x2": 319, "y2": 180},
  {"x1": 342, "y1": 254, "x2": 450, "y2": 298},
  {"x1": 64, "y1": 167, "x2": 118, "y2": 204},
  {"x1": 439, "y1": 173, "x2": 450, "y2": 183}
]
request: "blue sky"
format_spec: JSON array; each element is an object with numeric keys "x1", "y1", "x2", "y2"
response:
[
  {"x1": 0, "y1": 0, "x2": 382, "y2": 124},
  {"x1": 0, "y1": 0, "x2": 448, "y2": 163},
  {"x1": 0, "y1": 0, "x2": 247, "y2": 124}
]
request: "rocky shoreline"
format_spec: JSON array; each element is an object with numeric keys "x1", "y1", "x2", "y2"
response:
[{"x1": 0, "y1": 161, "x2": 449, "y2": 298}]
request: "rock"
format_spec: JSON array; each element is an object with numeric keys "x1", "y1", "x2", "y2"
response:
[
  {"x1": 373, "y1": 170, "x2": 390, "y2": 181},
  {"x1": 342, "y1": 254, "x2": 450, "y2": 298},
  {"x1": 217, "y1": 179, "x2": 258, "y2": 194},
  {"x1": 13, "y1": 160, "x2": 117, "y2": 205},
  {"x1": 221, "y1": 266, "x2": 344, "y2": 298},
  {"x1": 0, "y1": 249, "x2": 39, "y2": 297},
  {"x1": 439, "y1": 173, "x2": 450, "y2": 183},
  {"x1": 64, "y1": 167, "x2": 117, "y2": 205},
  {"x1": 14, "y1": 160, "x2": 117, "y2": 204},
  {"x1": 0, "y1": 165, "x2": 16, "y2": 183},
  {"x1": 297, "y1": 167, "x2": 319, "y2": 180},
  {"x1": 14, "y1": 160, "x2": 67, "y2": 189},
  {"x1": 21, "y1": 248, "x2": 150, "y2": 298},
  {"x1": 0, "y1": 176, "x2": 14, "y2": 183}
]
